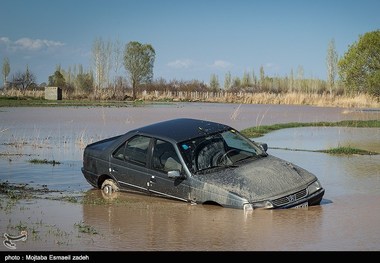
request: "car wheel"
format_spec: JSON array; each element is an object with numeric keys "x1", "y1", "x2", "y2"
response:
[{"x1": 101, "y1": 179, "x2": 119, "y2": 195}]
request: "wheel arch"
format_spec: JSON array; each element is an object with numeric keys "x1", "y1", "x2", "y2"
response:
[{"x1": 97, "y1": 174, "x2": 116, "y2": 189}]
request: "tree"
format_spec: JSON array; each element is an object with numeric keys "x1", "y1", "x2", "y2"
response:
[
  {"x1": 48, "y1": 70, "x2": 66, "y2": 87},
  {"x1": 241, "y1": 71, "x2": 252, "y2": 89},
  {"x1": 259, "y1": 65, "x2": 265, "y2": 90},
  {"x1": 296, "y1": 65, "x2": 304, "y2": 92},
  {"x1": 2, "y1": 57, "x2": 10, "y2": 88},
  {"x1": 75, "y1": 68, "x2": 94, "y2": 93},
  {"x1": 326, "y1": 38, "x2": 338, "y2": 95},
  {"x1": 224, "y1": 71, "x2": 232, "y2": 90},
  {"x1": 92, "y1": 37, "x2": 113, "y2": 91},
  {"x1": 123, "y1": 41, "x2": 155, "y2": 100},
  {"x1": 209, "y1": 74, "x2": 219, "y2": 91},
  {"x1": 12, "y1": 66, "x2": 36, "y2": 90},
  {"x1": 112, "y1": 37, "x2": 124, "y2": 92},
  {"x1": 338, "y1": 30, "x2": 380, "y2": 97}
]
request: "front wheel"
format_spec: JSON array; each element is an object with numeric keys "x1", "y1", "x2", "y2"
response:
[{"x1": 101, "y1": 179, "x2": 119, "y2": 195}]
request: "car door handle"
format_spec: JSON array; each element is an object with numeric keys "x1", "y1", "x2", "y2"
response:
[
  {"x1": 109, "y1": 167, "x2": 118, "y2": 172},
  {"x1": 149, "y1": 175, "x2": 156, "y2": 183}
]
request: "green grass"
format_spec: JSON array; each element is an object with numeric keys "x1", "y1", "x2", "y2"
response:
[
  {"x1": 241, "y1": 120, "x2": 380, "y2": 138},
  {"x1": 318, "y1": 146, "x2": 378, "y2": 155},
  {"x1": 241, "y1": 120, "x2": 380, "y2": 156},
  {"x1": 29, "y1": 159, "x2": 61, "y2": 165},
  {"x1": 270, "y1": 146, "x2": 378, "y2": 155},
  {"x1": 74, "y1": 221, "x2": 98, "y2": 234}
]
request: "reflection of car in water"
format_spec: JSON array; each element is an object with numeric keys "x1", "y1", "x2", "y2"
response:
[{"x1": 81, "y1": 118, "x2": 325, "y2": 210}]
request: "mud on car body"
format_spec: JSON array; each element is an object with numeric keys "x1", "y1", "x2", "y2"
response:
[{"x1": 81, "y1": 118, "x2": 325, "y2": 210}]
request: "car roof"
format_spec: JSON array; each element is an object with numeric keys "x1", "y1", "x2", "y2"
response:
[{"x1": 129, "y1": 118, "x2": 231, "y2": 142}]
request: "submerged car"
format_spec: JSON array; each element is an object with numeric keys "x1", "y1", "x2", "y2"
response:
[{"x1": 81, "y1": 118, "x2": 325, "y2": 210}]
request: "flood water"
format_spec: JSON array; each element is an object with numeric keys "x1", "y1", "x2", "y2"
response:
[{"x1": 0, "y1": 103, "x2": 379, "y2": 251}]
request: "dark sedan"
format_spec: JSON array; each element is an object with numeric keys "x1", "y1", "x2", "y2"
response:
[{"x1": 81, "y1": 118, "x2": 325, "y2": 210}]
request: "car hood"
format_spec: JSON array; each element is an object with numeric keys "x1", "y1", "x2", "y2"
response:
[{"x1": 193, "y1": 155, "x2": 317, "y2": 201}]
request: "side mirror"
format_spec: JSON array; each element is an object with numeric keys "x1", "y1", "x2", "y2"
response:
[
  {"x1": 167, "y1": 170, "x2": 182, "y2": 179},
  {"x1": 260, "y1": 143, "x2": 268, "y2": 152}
]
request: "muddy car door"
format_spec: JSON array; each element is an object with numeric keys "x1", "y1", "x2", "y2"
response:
[
  {"x1": 147, "y1": 139, "x2": 190, "y2": 201},
  {"x1": 110, "y1": 135, "x2": 152, "y2": 192}
]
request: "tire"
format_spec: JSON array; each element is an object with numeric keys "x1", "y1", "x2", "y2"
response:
[{"x1": 101, "y1": 179, "x2": 119, "y2": 195}]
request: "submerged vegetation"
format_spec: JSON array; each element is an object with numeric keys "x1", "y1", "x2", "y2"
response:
[
  {"x1": 242, "y1": 119, "x2": 380, "y2": 155},
  {"x1": 241, "y1": 119, "x2": 380, "y2": 138},
  {"x1": 28, "y1": 158, "x2": 61, "y2": 165},
  {"x1": 319, "y1": 146, "x2": 378, "y2": 155},
  {"x1": 74, "y1": 221, "x2": 98, "y2": 235},
  {"x1": 270, "y1": 146, "x2": 378, "y2": 155}
]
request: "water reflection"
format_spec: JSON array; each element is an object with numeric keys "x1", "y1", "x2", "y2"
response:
[
  {"x1": 262, "y1": 127, "x2": 380, "y2": 152},
  {"x1": 81, "y1": 190, "x2": 326, "y2": 251}
]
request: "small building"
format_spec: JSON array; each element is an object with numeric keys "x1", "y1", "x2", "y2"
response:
[{"x1": 44, "y1": 86, "x2": 62, "y2": 100}]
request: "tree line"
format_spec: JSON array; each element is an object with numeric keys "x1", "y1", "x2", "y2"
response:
[{"x1": 2, "y1": 30, "x2": 379, "y2": 100}]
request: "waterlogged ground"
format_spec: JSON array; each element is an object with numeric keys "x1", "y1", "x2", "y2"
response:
[{"x1": 0, "y1": 103, "x2": 379, "y2": 251}]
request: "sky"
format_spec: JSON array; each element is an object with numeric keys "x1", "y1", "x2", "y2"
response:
[{"x1": 1, "y1": 0, "x2": 380, "y2": 85}]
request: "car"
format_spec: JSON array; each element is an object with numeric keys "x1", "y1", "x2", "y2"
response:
[{"x1": 81, "y1": 118, "x2": 325, "y2": 210}]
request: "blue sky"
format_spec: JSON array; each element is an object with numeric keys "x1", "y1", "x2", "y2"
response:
[{"x1": 1, "y1": 0, "x2": 380, "y2": 85}]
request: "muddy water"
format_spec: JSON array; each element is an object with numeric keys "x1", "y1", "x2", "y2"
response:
[{"x1": 0, "y1": 103, "x2": 379, "y2": 251}]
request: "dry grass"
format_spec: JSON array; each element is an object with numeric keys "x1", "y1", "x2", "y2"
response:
[{"x1": 1, "y1": 88, "x2": 379, "y2": 108}]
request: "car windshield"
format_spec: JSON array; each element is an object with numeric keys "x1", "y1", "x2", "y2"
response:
[{"x1": 178, "y1": 129, "x2": 266, "y2": 174}]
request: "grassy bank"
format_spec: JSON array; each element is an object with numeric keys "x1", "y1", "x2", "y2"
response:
[
  {"x1": 241, "y1": 120, "x2": 380, "y2": 138},
  {"x1": 0, "y1": 96, "x2": 150, "y2": 107},
  {"x1": 241, "y1": 119, "x2": 380, "y2": 155},
  {"x1": 1, "y1": 89, "x2": 379, "y2": 108}
]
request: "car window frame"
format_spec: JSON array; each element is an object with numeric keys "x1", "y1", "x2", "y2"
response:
[{"x1": 112, "y1": 135, "x2": 151, "y2": 167}]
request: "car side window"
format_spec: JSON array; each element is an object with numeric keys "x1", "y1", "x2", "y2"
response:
[
  {"x1": 152, "y1": 139, "x2": 182, "y2": 173},
  {"x1": 122, "y1": 135, "x2": 151, "y2": 166},
  {"x1": 113, "y1": 144, "x2": 125, "y2": 160}
]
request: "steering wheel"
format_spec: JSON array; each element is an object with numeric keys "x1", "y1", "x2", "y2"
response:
[
  {"x1": 216, "y1": 149, "x2": 235, "y2": 166},
  {"x1": 194, "y1": 138, "x2": 224, "y2": 170}
]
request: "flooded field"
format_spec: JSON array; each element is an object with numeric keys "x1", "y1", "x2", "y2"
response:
[{"x1": 0, "y1": 103, "x2": 379, "y2": 251}]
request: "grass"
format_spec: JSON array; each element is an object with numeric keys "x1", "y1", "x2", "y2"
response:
[
  {"x1": 241, "y1": 119, "x2": 380, "y2": 155},
  {"x1": 270, "y1": 146, "x2": 378, "y2": 155},
  {"x1": 241, "y1": 120, "x2": 380, "y2": 138},
  {"x1": 1, "y1": 89, "x2": 380, "y2": 108},
  {"x1": 28, "y1": 158, "x2": 61, "y2": 165},
  {"x1": 318, "y1": 146, "x2": 378, "y2": 155},
  {"x1": 74, "y1": 221, "x2": 98, "y2": 235},
  {"x1": 0, "y1": 96, "x2": 161, "y2": 107}
]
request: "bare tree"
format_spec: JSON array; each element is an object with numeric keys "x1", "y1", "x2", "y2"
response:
[
  {"x1": 326, "y1": 38, "x2": 338, "y2": 95},
  {"x1": 2, "y1": 57, "x2": 10, "y2": 88},
  {"x1": 12, "y1": 65, "x2": 36, "y2": 90},
  {"x1": 289, "y1": 68, "x2": 294, "y2": 92},
  {"x1": 241, "y1": 71, "x2": 252, "y2": 89},
  {"x1": 224, "y1": 71, "x2": 232, "y2": 90},
  {"x1": 112, "y1": 37, "x2": 124, "y2": 92},
  {"x1": 209, "y1": 74, "x2": 219, "y2": 91},
  {"x1": 123, "y1": 41, "x2": 155, "y2": 100},
  {"x1": 104, "y1": 40, "x2": 113, "y2": 88},
  {"x1": 259, "y1": 65, "x2": 265, "y2": 90},
  {"x1": 296, "y1": 65, "x2": 304, "y2": 92},
  {"x1": 92, "y1": 37, "x2": 112, "y2": 92}
]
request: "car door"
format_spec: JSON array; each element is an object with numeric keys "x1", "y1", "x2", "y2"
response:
[
  {"x1": 147, "y1": 139, "x2": 190, "y2": 202},
  {"x1": 109, "y1": 135, "x2": 152, "y2": 192}
]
